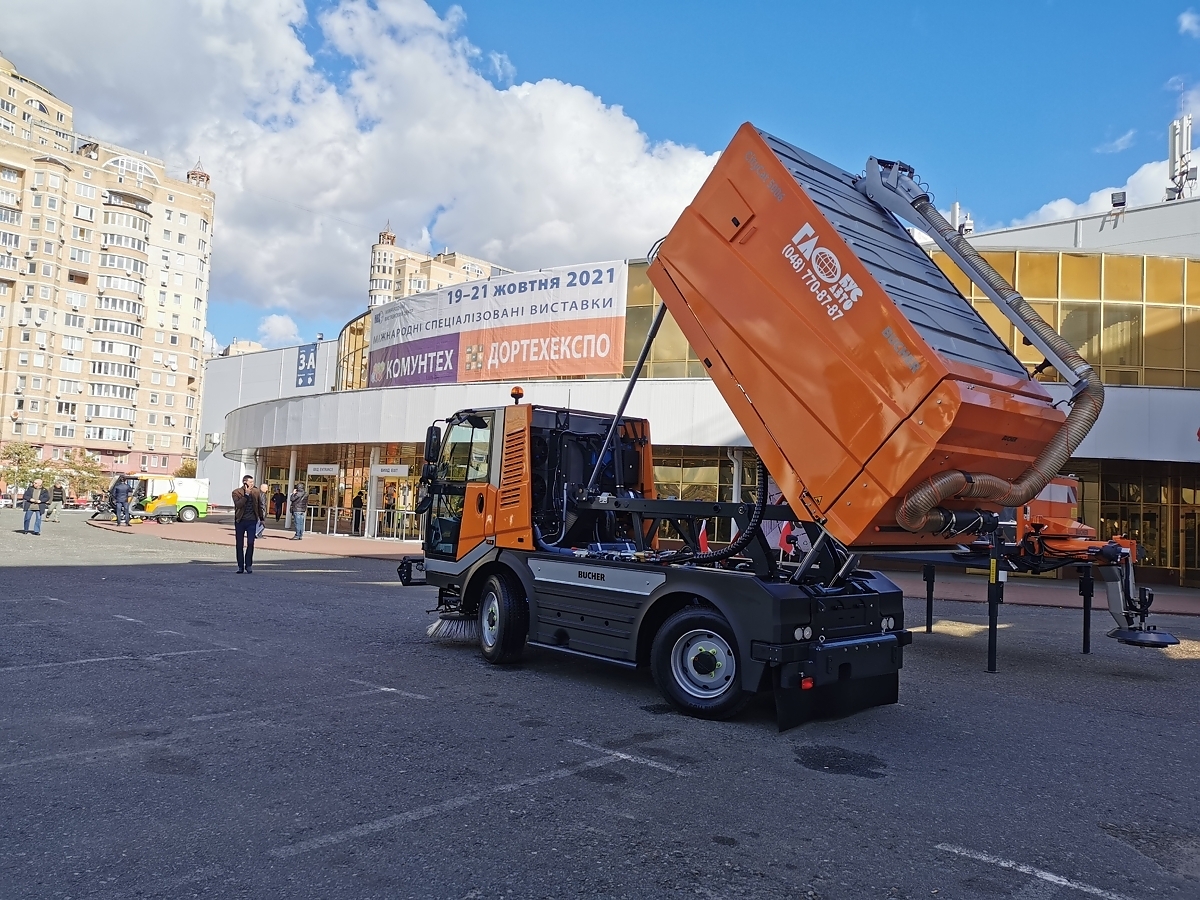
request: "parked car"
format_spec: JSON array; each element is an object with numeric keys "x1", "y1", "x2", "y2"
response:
[{"x1": 0, "y1": 495, "x2": 13, "y2": 509}]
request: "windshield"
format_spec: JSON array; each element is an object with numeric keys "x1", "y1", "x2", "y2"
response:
[{"x1": 436, "y1": 415, "x2": 493, "y2": 483}]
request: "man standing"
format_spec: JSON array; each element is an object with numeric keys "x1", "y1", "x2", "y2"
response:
[
  {"x1": 46, "y1": 482, "x2": 65, "y2": 523},
  {"x1": 288, "y1": 483, "x2": 308, "y2": 541},
  {"x1": 271, "y1": 487, "x2": 286, "y2": 522},
  {"x1": 351, "y1": 490, "x2": 365, "y2": 535},
  {"x1": 232, "y1": 475, "x2": 266, "y2": 573},
  {"x1": 110, "y1": 476, "x2": 133, "y2": 526},
  {"x1": 22, "y1": 478, "x2": 50, "y2": 535}
]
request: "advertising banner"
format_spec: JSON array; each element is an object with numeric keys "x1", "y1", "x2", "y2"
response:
[{"x1": 366, "y1": 261, "x2": 628, "y2": 388}]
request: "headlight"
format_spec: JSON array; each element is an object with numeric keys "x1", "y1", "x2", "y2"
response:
[
  {"x1": 882, "y1": 616, "x2": 895, "y2": 631},
  {"x1": 794, "y1": 625, "x2": 813, "y2": 641}
]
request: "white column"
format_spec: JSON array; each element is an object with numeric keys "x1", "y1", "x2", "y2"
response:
[
  {"x1": 728, "y1": 448, "x2": 743, "y2": 539},
  {"x1": 365, "y1": 446, "x2": 381, "y2": 538},
  {"x1": 284, "y1": 448, "x2": 297, "y2": 520}
]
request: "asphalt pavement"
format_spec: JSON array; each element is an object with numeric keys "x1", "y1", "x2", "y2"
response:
[{"x1": 2, "y1": 511, "x2": 1199, "y2": 899}]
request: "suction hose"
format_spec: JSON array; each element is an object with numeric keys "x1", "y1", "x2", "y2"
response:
[
  {"x1": 669, "y1": 458, "x2": 768, "y2": 564},
  {"x1": 895, "y1": 199, "x2": 1104, "y2": 533}
]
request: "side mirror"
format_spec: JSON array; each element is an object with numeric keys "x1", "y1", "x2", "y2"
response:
[
  {"x1": 424, "y1": 424, "x2": 441, "y2": 463},
  {"x1": 421, "y1": 462, "x2": 436, "y2": 482}
]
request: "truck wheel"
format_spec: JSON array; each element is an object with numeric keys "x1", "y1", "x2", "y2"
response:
[
  {"x1": 178, "y1": 506, "x2": 198, "y2": 523},
  {"x1": 478, "y1": 573, "x2": 528, "y2": 665},
  {"x1": 651, "y1": 606, "x2": 750, "y2": 720}
]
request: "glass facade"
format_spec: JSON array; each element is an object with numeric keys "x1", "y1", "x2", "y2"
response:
[
  {"x1": 931, "y1": 249, "x2": 1200, "y2": 387},
  {"x1": 1072, "y1": 459, "x2": 1200, "y2": 585}
]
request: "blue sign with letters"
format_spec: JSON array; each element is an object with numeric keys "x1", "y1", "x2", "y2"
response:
[{"x1": 296, "y1": 342, "x2": 317, "y2": 388}]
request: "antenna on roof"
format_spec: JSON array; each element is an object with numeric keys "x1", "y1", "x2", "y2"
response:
[{"x1": 1167, "y1": 114, "x2": 1196, "y2": 201}]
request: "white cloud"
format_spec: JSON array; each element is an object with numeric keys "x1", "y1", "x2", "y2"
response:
[
  {"x1": 1012, "y1": 159, "x2": 1169, "y2": 226},
  {"x1": 1180, "y1": 9, "x2": 1200, "y2": 37},
  {"x1": 257, "y1": 313, "x2": 301, "y2": 347},
  {"x1": 1094, "y1": 129, "x2": 1136, "y2": 154},
  {"x1": 2, "y1": 0, "x2": 715, "y2": 327}
]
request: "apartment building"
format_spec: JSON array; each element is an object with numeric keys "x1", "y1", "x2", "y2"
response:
[
  {"x1": 367, "y1": 225, "x2": 510, "y2": 307},
  {"x1": 0, "y1": 53, "x2": 215, "y2": 477}
]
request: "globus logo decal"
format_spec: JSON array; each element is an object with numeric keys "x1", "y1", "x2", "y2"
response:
[{"x1": 782, "y1": 222, "x2": 863, "y2": 322}]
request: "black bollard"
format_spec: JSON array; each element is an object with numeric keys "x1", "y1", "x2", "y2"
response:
[
  {"x1": 987, "y1": 541, "x2": 1003, "y2": 673},
  {"x1": 922, "y1": 564, "x2": 936, "y2": 633},
  {"x1": 1078, "y1": 564, "x2": 1094, "y2": 655}
]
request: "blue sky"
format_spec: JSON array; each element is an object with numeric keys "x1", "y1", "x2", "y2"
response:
[
  {"x1": 24, "y1": 0, "x2": 1190, "y2": 349},
  {"x1": 420, "y1": 0, "x2": 1197, "y2": 221}
]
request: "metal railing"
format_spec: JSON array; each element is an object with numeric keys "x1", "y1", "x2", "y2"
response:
[
  {"x1": 284, "y1": 505, "x2": 421, "y2": 540},
  {"x1": 371, "y1": 508, "x2": 421, "y2": 541}
]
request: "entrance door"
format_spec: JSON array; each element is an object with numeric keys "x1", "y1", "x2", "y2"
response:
[
  {"x1": 1183, "y1": 508, "x2": 1199, "y2": 586},
  {"x1": 425, "y1": 414, "x2": 495, "y2": 560}
]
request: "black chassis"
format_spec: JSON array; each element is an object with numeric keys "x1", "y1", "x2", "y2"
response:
[{"x1": 424, "y1": 497, "x2": 912, "y2": 726}]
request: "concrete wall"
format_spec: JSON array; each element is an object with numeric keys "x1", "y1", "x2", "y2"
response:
[
  {"x1": 223, "y1": 378, "x2": 748, "y2": 456},
  {"x1": 197, "y1": 340, "x2": 338, "y2": 497}
]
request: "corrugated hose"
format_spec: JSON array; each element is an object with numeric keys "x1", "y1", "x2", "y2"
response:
[{"x1": 895, "y1": 198, "x2": 1104, "y2": 533}]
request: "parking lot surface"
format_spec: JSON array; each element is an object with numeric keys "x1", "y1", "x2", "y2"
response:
[{"x1": 2, "y1": 512, "x2": 1199, "y2": 899}]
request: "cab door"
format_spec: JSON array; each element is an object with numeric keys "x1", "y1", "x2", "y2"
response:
[{"x1": 425, "y1": 413, "x2": 497, "y2": 561}]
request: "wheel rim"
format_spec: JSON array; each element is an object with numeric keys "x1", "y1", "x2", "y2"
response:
[
  {"x1": 670, "y1": 628, "x2": 736, "y2": 699},
  {"x1": 480, "y1": 591, "x2": 500, "y2": 649}
]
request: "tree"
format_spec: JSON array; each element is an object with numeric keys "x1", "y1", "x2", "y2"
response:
[
  {"x1": 55, "y1": 449, "x2": 110, "y2": 496},
  {"x1": 174, "y1": 458, "x2": 197, "y2": 478},
  {"x1": 0, "y1": 441, "x2": 51, "y2": 490}
]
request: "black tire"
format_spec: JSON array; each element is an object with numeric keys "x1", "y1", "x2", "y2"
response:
[
  {"x1": 651, "y1": 606, "x2": 751, "y2": 720},
  {"x1": 178, "y1": 506, "x2": 198, "y2": 523},
  {"x1": 478, "y1": 573, "x2": 528, "y2": 664}
]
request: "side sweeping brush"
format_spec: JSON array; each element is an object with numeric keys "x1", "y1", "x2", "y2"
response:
[{"x1": 426, "y1": 611, "x2": 479, "y2": 642}]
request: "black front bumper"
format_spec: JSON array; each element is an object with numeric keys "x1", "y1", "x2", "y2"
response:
[{"x1": 752, "y1": 631, "x2": 912, "y2": 689}]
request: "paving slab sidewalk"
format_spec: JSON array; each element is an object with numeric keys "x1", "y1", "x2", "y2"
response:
[{"x1": 86, "y1": 517, "x2": 421, "y2": 562}]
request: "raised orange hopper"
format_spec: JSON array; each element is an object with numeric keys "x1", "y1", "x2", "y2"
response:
[{"x1": 647, "y1": 124, "x2": 1065, "y2": 548}]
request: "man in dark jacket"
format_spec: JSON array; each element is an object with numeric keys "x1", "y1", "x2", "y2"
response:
[
  {"x1": 22, "y1": 478, "x2": 50, "y2": 535},
  {"x1": 288, "y1": 484, "x2": 308, "y2": 540},
  {"x1": 110, "y1": 476, "x2": 134, "y2": 526},
  {"x1": 46, "y1": 483, "x2": 65, "y2": 523},
  {"x1": 271, "y1": 488, "x2": 286, "y2": 522},
  {"x1": 232, "y1": 474, "x2": 266, "y2": 574}
]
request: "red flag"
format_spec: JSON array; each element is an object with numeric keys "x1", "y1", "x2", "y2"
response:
[
  {"x1": 779, "y1": 521, "x2": 793, "y2": 551},
  {"x1": 698, "y1": 519, "x2": 709, "y2": 553}
]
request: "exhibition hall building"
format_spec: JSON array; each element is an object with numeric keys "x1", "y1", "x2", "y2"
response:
[{"x1": 199, "y1": 194, "x2": 1200, "y2": 585}]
